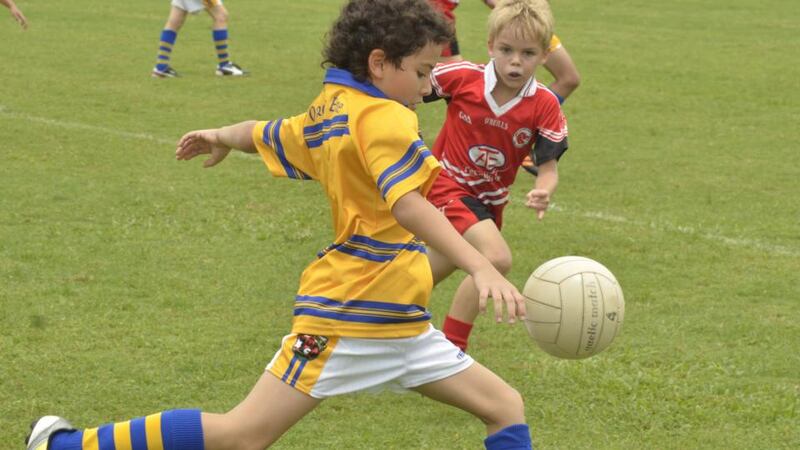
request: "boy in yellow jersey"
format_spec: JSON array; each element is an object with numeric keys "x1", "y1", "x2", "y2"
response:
[
  {"x1": 26, "y1": 1, "x2": 535, "y2": 449},
  {"x1": 152, "y1": 0, "x2": 246, "y2": 78}
]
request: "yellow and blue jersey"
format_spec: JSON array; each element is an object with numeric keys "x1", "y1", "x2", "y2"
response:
[{"x1": 252, "y1": 68, "x2": 441, "y2": 339}]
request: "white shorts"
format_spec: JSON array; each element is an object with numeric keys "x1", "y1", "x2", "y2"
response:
[
  {"x1": 171, "y1": 0, "x2": 222, "y2": 14},
  {"x1": 266, "y1": 325, "x2": 474, "y2": 399}
]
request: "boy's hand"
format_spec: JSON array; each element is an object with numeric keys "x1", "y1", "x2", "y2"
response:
[
  {"x1": 9, "y1": 6, "x2": 27, "y2": 29},
  {"x1": 473, "y1": 265, "x2": 526, "y2": 324},
  {"x1": 176, "y1": 129, "x2": 232, "y2": 168},
  {"x1": 525, "y1": 188, "x2": 550, "y2": 220}
]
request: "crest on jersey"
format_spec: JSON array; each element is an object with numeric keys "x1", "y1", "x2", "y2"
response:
[
  {"x1": 512, "y1": 128, "x2": 533, "y2": 148},
  {"x1": 468, "y1": 145, "x2": 506, "y2": 170},
  {"x1": 292, "y1": 334, "x2": 329, "y2": 360}
]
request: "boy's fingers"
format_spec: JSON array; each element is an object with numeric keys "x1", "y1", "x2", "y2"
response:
[
  {"x1": 478, "y1": 288, "x2": 488, "y2": 314},
  {"x1": 492, "y1": 289, "x2": 504, "y2": 323},
  {"x1": 504, "y1": 293, "x2": 517, "y2": 323},
  {"x1": 517, "y1": 293, "x2": 527, "y2": 320}
]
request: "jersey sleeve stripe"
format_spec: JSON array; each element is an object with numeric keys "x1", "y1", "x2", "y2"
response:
[
  {"x1": 538, "y1": 127, "x2": 568, "y2": 142},
  {"x1": 377, "y1": 140, "x2": 433, "y2": 200},
  {"x1": 432, "y1": 61, "x2": 483, "y2": 76},
  {"x1": 261, "y1": 119, "x2": 313, "y2": 180}
]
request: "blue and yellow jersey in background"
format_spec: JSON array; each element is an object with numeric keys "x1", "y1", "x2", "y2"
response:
[{"x1": 252, "y1": 68, "x2": 441, "y2": 339}]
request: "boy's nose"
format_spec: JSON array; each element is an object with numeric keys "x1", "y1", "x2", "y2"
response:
[{"x1": 421, "y1": 78, "x2": 433, "y2": 96}]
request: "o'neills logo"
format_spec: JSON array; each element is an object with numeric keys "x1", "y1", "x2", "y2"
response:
[{"x1": 512, "y1": 127, "x2": 533, "y2": 148}]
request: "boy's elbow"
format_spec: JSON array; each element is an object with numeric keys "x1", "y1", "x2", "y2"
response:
[{"x1": 565, "y1": 71, "x2": 581, "y2": 92}]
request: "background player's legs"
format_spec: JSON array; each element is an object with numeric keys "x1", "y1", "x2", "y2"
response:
[
  {"x1": 206, "y1": 4, "x2": 246, "y2": 75},
  {"x1": 203, "y1": 371, "x2": 321, "y2": 449},
  {"x1": 443, "y1": 219, "x2": 512, "y2": 350},
  {"x1": 153, "y1": 6, "x2": 188, "y2": 77},
  {"x1": 206, "y1": 5, "x2": 229, "y2": 67},
  {"x1": 412, "y1": 362, "x2": 530, "y2": 447}
]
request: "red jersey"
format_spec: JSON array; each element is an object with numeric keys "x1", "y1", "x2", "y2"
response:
[{"x1": 428, "y1": 60, "x2": 568, "y2": 207}]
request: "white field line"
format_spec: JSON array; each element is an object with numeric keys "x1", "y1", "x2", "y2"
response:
[
  {"x1": 0, "y1": 104, "x2": 175, "y2": 145},
  {"x1": 0, "y1": 105, "x2": 257, "y2": 160},
  {"x1": 3, "y1": 106, "x2": 797, "y2": 257},
  {"x1": 550, "y1": 204, "x2": 799, "y2": 258}
]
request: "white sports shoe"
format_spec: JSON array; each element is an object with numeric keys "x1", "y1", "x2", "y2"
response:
[
  {"x1": 215, "y1": 62, "x2": 248, "y2": 76},
  {"x1": 152, "y1": 65, "x2": 180, "y2": 78},
  {"x1": 25, "y1": 416, "x2": 75, "y2": 450}
]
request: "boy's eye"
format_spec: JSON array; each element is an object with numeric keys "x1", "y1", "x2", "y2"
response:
[{"x1": 524, "y1": 50, "x2": 536, "y2": 57}]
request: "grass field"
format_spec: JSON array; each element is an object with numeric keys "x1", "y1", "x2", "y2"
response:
[{"x1": 1, "y1": 0, "x2": 799, "y2": 448}]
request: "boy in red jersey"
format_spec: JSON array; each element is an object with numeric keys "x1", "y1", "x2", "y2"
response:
[
  {"x1": 427, "y1": 0, "x2": 578, "y2": 175},
  {"x1": 426, "y1": 0, "x2": 569, "y2": 351},
  {"x1": 26, "y1": 1, "x2": 535, "y2": 449}
]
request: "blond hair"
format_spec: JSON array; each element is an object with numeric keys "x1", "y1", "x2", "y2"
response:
[{"x1": 488, "y1": 0, "x2": 554, "y2": 51}]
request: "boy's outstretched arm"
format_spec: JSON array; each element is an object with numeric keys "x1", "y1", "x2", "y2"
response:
[
  {"x1": 176, "y1": 120, "x2": 257, "y2": 167},
  {"x1": 392, "y1": 190, "x2": 526, "y2": 323},
  {"x1": 525, "y1": 159, "x2": 558, "y2": 220}
]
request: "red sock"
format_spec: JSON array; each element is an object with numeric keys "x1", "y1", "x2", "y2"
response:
[{"x1": 442, "y1": 315, "x2": 474, "y2": 351}]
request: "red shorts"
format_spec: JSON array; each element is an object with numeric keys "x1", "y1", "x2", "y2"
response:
[
  {"x1": 429, "y1": 0, "x2": 460, "y2": 57},
  {"x1": 427, "y1": 175, "x2": 505, "y2": 235}
]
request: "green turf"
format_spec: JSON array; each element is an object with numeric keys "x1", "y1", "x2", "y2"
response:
[{"x1": 1, "y1": 0, "x2": 798, "y2": 448}]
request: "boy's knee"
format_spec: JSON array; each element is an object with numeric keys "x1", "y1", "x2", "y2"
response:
[
  {"x1": 215, "y1": 417, "x2": 276, "y2": 450},
  {"x1": 166, "y1": 16, "x2": 185, "y2": 29},
  {"x1": 166, "y1": 8, "x2": 187, "y2": 29},
  {"x1": 211, "y1": 6, "x2": 229, "y2": 25},
  {"x1": 486, "y1": 386, "x2": 525, "y2": 425},
  {"x1": 486, "y1": 251, "x2": 512, "y2": 275}
]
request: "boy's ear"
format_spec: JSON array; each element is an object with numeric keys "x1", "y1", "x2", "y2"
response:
[
  {"x1": 487, "y1": 40, "x2": 494, "y2": 58},
  {"x1": 367, "y1": 49, "x2": 387, "y2": 80}
]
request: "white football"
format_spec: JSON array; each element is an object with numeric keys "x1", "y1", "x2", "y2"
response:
[{"x1": 522, "y1": 256, "x2": 625, "y2": 359}]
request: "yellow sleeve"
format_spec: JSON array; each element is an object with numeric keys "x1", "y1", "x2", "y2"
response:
[
  {"x1": 549, "y1": 34, "x2": 562, "y2": 53},
  {"x1": 252, "y1": 114, "x2": 316, "y2": 180},
  {"x1": 356, "y1": 103, "x2": 440, "y2": 208}
]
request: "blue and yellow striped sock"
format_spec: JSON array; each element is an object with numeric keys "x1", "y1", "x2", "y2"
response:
[
  {"x1": 155, "y1": 29, "x2": 178, "y2": 72},
  {"x1": 48, "y1": 409, "x2": 204, "y2": 450},
  {"x1": 212, "y1": 29, "x2": 230, "y2": 67}
]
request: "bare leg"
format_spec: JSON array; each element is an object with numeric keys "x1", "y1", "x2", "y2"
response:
[
  {"x1": 202, "y1": 371, "x2": 321, "y2": 450},
  {"x1": 448, "y1": 219, "x2": 513, "y2": 324},
  {"x1": 206, "y1": 4, "x2": 229, "y2": 29},
  {"x1": 412, "y1": 362, "x2": 525, "y2": 436},
  {"x1": 164, "y1": 5, "x2": 188, "y2": 31}
]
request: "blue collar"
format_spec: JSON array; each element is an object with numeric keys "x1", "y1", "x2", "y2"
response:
[{"x1": 324, "y1": 68, "x2": 388, "y2": 99}]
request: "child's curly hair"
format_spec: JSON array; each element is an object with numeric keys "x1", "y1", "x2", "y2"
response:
[{"x1": 323, "y1": 0, "x2": 453, "y2": 82}]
